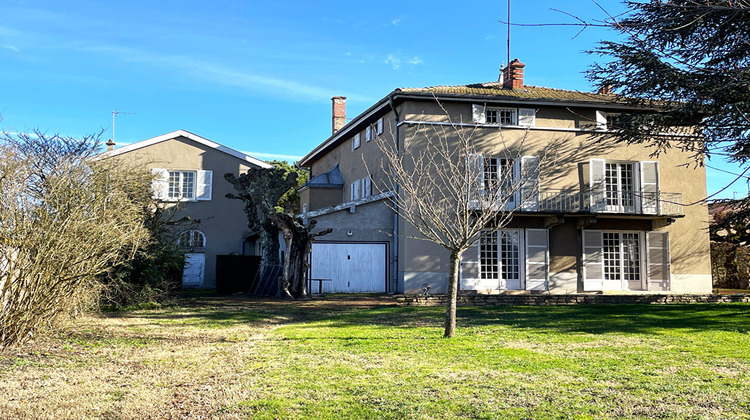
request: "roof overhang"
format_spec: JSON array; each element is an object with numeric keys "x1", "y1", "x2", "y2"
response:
[{"x1": 100, "y1": 129, "x2": 273, "y2": 169}]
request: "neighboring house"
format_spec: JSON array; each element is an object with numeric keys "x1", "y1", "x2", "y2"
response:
[
  {"x1": 298, "y1": 59, "x2": 712, "y2": 295},
  {"x1": 104, "y1": 129, "x2": 272, "y2": 289}
]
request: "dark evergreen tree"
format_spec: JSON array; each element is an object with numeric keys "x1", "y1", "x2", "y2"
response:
[{"x1": 588, "y1": 1, "x2": 750, "y2": 167}]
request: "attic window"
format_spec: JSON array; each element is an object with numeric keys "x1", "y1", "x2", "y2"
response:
[{"x1": 487, "y1": 107, "x2": 516, "y2": 125}]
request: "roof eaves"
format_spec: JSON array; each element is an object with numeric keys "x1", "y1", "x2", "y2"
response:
[{"x1": 101, "y1": 129, "x2": 273, "y2": 168}]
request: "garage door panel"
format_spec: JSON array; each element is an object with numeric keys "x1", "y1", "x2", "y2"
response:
[{"x1": 311, "y1": 243, "x2": 386, "y2": 293}]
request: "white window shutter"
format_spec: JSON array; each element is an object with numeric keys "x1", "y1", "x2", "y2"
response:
[
  {"x1": 646, "y1": 231, "x2": 670, "y2": 291},
  {"x1": 350, "y1": 180, "x2": 361, "y2": 201},
  {"x1": 582, "y1": 230, "x2": 604, "y2": 291},
  {"x1": 520, "y1": 156, "x2": 540, "y2": 211},
  {"x1": 377, "y1": 118, "x2": 384, "y2": 135},
  {"x1": 467, "y1": 153, "x2": 484, "y2": 207},
  {"x1": 596, "y1": 110, "x2": 607, "y2": 129},
  {"x1": 518, "y1": 108, "x2": 536, "y2": 127},
  {"x1": 196, "y1": 170, "x2": 212, "y2": 201},
  {"x1": 365, "y1": 126, "x2": 372, "y2": 142},
  {"x1": 640, "y1": 161, "x2": 660, "y2": 215},
  {"x1": 352, "y1": 133, "x2": 361, "y2": 151},
  {"x1": 589, "y1": 159, "x2": 606, "y2": 212},
  {"x1": 525, "y1": 229, "x2": 548, "y2": 290},
  {"x1": 472, "y1": 104, "x2": 486, "y2": 124},
  {"x1": 509, "y1": 157, "x2": 522, "y2": 211},
  {"x1": 151, "y1": 168, "x2": 169, "y2": 200},
  {"x1": 363, "y1": 176, "x2": 372, "y2": 197},
  {"x1": 459, "y1": 238, "x2": 482, "y2": 290}
]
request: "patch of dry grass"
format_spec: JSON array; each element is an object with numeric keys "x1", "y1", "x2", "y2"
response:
[{"x1": 1, "y1": 296, "x2": 749, "y2": 419}]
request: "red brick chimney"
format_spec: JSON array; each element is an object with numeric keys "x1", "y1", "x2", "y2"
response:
[
  {"x1": 332, "y1": 96, "x2": 347, "y2": 134},
  {"x1": 598, "y1": 85, "x2": 613, "y2": 95},
  {"x1": 502, "y1": 59, "x2": 525, "y2": 90}
]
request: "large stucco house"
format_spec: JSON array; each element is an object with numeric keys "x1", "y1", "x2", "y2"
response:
[
  {"x1": 104, "y1": 129, "x2": 272, "y2": 289},
  {"x1": 298, "y1": 59, "x2": 712, "y2": 295}
]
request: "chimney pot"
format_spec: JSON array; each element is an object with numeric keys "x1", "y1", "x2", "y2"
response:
[
  {"x1": 106, "y1": 138, "x2": 115, "y2": 152},
  {"x1": 332, "y1": 96, "x2": 347, "y2": 134},
  {"x1": 501, "y1": 58, "x2": 525, "y2": 90}
]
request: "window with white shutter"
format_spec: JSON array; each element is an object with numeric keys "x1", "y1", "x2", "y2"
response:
[
  {"x1": 519, "y1": 156, "x2": 540, "y2": 211},
  {"x1": 352, "y1": 133, "x2": 361, "y2": 151},
  {"x1": 362, "y1": 176, "x2": 372, "y2": 197},
  {"x1": 365, "y1": 126, "x2": 373, "y2": 142},
  {"x1": 376, "y1": 118, "x2": 384, "y2": 135},
  {"x1": 151, "y1": 168, "x2": 169, "y2": 200},
  {"x1": 582, "y1": 230, "x2": 605, "y2": 291},
  {"x1": 646, "y1": 231, "x2": 670, "y2": 291},
  {"x1": 350, "y1": 180, "x2": 361, "y2": 201},
  {"x1": 196, "y1": 170, "x2": 213, "y2": 201},
  {"x1": 472, "y1": 104, "x2": 486, "y2": 124},
  {"x1": 518, "y1": 108, "x2": 536, "y2": 127}
]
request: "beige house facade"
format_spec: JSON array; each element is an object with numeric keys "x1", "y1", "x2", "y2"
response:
[
  {"x1": 299, "y1": 61, "x2": 712, "y2": 295},
  {"x1": 104, "y1": 130, "x2": 272, "y2": 289}
]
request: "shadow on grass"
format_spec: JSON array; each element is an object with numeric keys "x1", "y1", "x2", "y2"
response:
[{"x1": 97, "y1": 295, "x2": 750, "y2": 337}]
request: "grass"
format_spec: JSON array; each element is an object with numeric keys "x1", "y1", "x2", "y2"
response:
[{"x1": 1, "y1": 296, "x2": 749, "y2": 419}]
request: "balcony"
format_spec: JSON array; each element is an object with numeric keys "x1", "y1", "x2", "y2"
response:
[{"x1": 533, "y1": 189, "x2": 683, "y2": 217}]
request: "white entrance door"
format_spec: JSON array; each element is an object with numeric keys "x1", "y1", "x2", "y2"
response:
[
  {"x1": 310, "y1": 243, "x2": 386, "y2": 293},
  {"x1": 182, "y1": 253, "x2": 205, "y2": 288}
]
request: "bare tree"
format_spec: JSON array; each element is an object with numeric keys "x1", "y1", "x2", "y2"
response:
[
  {"x1": 376, "y1": 106, "x2": 557, "y2": 338},
  {"x1": 0, "y1": 131, "x2": 151, "y2": 347}
]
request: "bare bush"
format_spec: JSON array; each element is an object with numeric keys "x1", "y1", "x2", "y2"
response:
[{"x1": 0, "y1": 131, "x2": 151, "y2": 347}]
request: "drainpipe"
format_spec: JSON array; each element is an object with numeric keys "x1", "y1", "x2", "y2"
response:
[{"x1": 388, "y1": 93, "x2": 400, "y2": 294}]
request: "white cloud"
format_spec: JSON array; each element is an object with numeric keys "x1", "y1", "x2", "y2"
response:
[
  {"x1": 74, "y1": 43, "x2": 374, "y2": 102},
  {"x1": 2, "y1": 45, "x2": 19, "y2": 52},
  {"x1": 391, "y1": 17, "x2": 403, "y2": 26},
  {"x1": 385, "y1": 54, "x2": 423, "y2": 70}
]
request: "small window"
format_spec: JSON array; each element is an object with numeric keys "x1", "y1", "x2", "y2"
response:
[
  {"x1": 179, "y1": 230, "x2": 206, "y2": 248},
  {"x1": 486, "y1": 107, "x2": 517, "y2": 125},
  {"x1": 376, "y1": 118, "x2": 384, "y2": 135},
  {"x1": 352, "y1": 133, "x2": 361, "y2": 151},
  {"x1": 362, "y1": 176, "x2": 372, "y2": 197},
  {"x1": 365, "y1": 126, "x2": 373, "y2": 142},
  {"x1": 168, "y1": 171, "x2": 195, "y2": 200}
]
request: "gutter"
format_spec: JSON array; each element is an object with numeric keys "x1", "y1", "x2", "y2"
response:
[{"x1": 389, "y1": 93, "x2": 400, "y2": 295}]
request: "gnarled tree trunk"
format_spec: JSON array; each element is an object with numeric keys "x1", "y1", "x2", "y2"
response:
[{"x1": 276, "y1": 214, "x2": 332, "y2": 300}]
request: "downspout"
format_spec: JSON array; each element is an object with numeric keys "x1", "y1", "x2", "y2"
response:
[{"x1": 389, "y1": 93, "x2": 400, "y2": 294}]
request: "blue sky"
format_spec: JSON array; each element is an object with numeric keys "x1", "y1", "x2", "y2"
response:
[{"x1": 0, "y1": 0, "x2": 745, "y2": 199}]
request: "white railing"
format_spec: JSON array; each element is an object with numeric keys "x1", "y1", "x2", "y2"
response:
[{"x1": 535, "y1": 190, "x2": 683, "y2": 216}]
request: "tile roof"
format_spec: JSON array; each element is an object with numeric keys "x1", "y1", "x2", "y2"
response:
[{"x1": 397, "y1": 83, "x2": 625, "y2": 104}]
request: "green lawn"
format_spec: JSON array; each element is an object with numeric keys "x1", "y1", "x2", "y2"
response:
[{"x1": 2, "y1": 296, "x2": 749, "y2": 419}]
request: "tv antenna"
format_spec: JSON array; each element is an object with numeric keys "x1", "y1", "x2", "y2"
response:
[
  {"x1": 506, "y1": 0, "x2": 511, "y2": 68},
  {"x1": 111, "y1": 109, "x2": 134, "y2": 143}
]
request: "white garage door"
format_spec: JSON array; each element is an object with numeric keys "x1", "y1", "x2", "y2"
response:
[
  {"x1": 182, "y1": 253, "x2": 205, "y2": 288},
  {"x1": 310, "y1": 243, "x2": 387, "y2": 293}
]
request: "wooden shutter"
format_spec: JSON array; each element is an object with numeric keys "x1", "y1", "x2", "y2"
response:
[
  {"x1": 646, "y1": 231, "x2": 670, "y2": 291},
  {"x1": 377, "y1": 118, "x2": 384, "y2": 134},
  {"x1": 467, "y1": 153, "x2": 484, "y2": 208},
  {"x1": 640, "y1": 161, "x2": 660, "y2": 215},
  {"x1": 596, "y1": 110, "x2": 607, "y2": 129},
  {"x1": 525, "y1": 229, "x2": 548, "y2": 290},
  {"x1": 518, "y1": 108, "x2": 536, "y2": 127},
  {"x1": 459, "y1": 239, "x2": 481, "y2": 290},
  {"x1": 151, "y1": 168, "x2": 169, "y2": 200},
  {"x1": 582, "y1": 230, "x2": 604, "y2": 291},
  {"x1": 362, "y1": 176, "x2": 371, "y2": 197},
  {"x1": 472, "y1": 104, "x2": 486, "y2": 124},
  {"x1": 520, "y1": 156, "x2": 540, "y2": 211},
  {"x1": 589, "y1": 159, "x2": 606, "y2": 212},
  {"x1": 196, "y1": 170, "x2": 212, "y2": 201}
]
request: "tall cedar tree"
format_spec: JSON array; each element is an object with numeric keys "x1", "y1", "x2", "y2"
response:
[{"x1": 588, "y1": 1, "x2": 750, "y2": 184}]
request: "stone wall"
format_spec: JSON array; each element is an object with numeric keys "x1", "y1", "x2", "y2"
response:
[{"x1": 395, "y1": 293, "x2": 750, "y2": 306}]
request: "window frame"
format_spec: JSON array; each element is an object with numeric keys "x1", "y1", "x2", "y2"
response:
[
  {"x1": 178, "y1": 229, "x2": 206, "y2": 249},
  {"x1": 485, "y1": 107, "x2": 518, "y2": 125},
  {"x1": 168, "y1": 170, "x2": 196, "y2": 201}
]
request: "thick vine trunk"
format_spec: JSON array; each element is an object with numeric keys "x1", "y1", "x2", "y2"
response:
[
  {"x1": 276, "y1": 214, "x2": 332, "y2": 300},
  {"x1": 444, "y1": 249, "x2": 460, "y2": 338}
]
